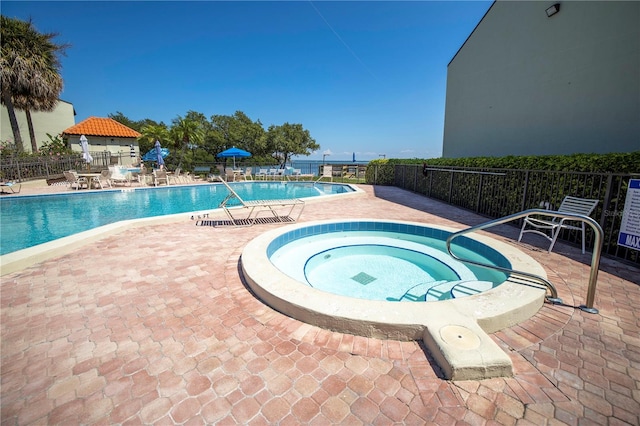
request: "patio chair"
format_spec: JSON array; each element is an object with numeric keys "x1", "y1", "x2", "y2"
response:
[
  {"x1": 168, "y1": 167, "x2": 184, "y2": 184},
  {"x1": 518, "y1": 195, "x2": 599, "y2": 254},
  {"x1": 223, "y1": 168, "x2": 237, "y2": 182},
  {"x1": 153, "y1": 169, "x2": 169, "y2": 186},
  {"x1": 255, "y1": 169, "x2": 268, "y2": 180},
  {"x1": 268, "y1": 169, "x2": 279, "y2": 180},
  {"x1": 136, "y1": 166, "x2": 152, "y2": 186},
  {"x1": 215, "y1": 176, "x2": 305, "y2": 226},
  {"x1": 244, "y1": 167, "x2": 253, "y2": 180},
  {"x1": 96, "y1": 170, "x2": 112, "y2": 189},
  {"x1": 64, "y1": 170, "x2": 88, "y2": 190},
  {"x1": 0, "y1": 181, "x2": 21, "y2": 194}
]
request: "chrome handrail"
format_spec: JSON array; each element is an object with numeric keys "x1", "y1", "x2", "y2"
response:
[{"x1": 445, "y1": 209, "x2": 604, "y2": 314}]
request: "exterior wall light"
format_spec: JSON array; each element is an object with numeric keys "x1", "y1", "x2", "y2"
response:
[{"x1": 546, "y1": 3, "x2": 560, "y2": 17}]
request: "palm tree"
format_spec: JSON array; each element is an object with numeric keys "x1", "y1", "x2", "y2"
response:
[
  {"x1": 139, "y1": 123, "x2": 170, "y2": 156},
  {"x1": 1, "y1": 16, "x2": 67, "y2": 152},
  {"x1": 171, "y1": 115, "x2": 204, "y2": 169}
]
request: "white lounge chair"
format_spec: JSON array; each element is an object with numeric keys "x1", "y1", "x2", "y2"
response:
[
  {"x1": 109, "y1": 166, "x2": 131, "y2": 186},
  {"x1": 518, "y1": 195, "x2": 599, "y2": 253},
  {"x1": 0, "y1": 181, "x2": 21, "y2": 194},
  {"x1": 216, "y1": 176, "x2": 305, "y2": 226},
  {"x1": 286, "y1": 168, "x2": 314, "y2": 181}
]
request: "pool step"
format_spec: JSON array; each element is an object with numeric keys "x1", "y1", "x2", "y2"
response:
[
  {"x1": 421, "y1": 280, "x2": 497, "y2": 302},
  {"x1": 396, "y1": 280, "x2": 499, "y2": 302},
  {"x1": 451, "y1": 280, "x2": 495, "y2": 298}
]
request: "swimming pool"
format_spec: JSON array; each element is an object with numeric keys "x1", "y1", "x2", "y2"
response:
[
  {"x1": 0, "y1": 182, "x2": 354, "y2": 255},
  {"x1": 242, "y1": 219, "x2": 548, "y2": 379}
]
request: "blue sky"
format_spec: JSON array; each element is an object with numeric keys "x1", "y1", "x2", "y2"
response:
[{"x1": 4, "y1": 1, "x2": 492, "y2": 161}]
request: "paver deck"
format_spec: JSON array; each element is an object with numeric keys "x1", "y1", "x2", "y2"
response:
[{"x1": 1, "y1": 181, "x2": 638, "y2": 425}]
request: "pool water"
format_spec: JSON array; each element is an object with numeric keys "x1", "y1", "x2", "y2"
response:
[
  {"x1": 0, "y1": 182, "x2": 353, "y2": 255},
  {"x1": 269, "y1": 226, "x2": 510, "y2": 302}
]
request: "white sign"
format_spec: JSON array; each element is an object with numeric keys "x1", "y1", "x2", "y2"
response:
[{"x1": 618, "y1": 179, "x2": 640, "y2": 250}]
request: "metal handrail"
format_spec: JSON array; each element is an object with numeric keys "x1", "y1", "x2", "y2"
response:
[{"x1": 445, "y1": 209, "x2": 604, "y2": 314}]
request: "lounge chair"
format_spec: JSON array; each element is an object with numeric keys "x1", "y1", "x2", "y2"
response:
[
  {"x1": 315, "y1": 165, "x2": 333, "y2": 183},
  {"x1": 244, "y1": 167, "x2": 253, "y2": 180},
  {"x1": 109, "y1": 166, "x2": 131, "y2": 186},
  {"x1": 518, "y1": 195, "x2": 599, "y2": 253},
  {"x1": 64, "y1": 170, "x2": 88, "y2": 190},
  {"x1": 0, "y1": 181, "x2": 21, "y2": 194},
  {"x1": 215, "y1": 176, "x2": 305, "y2": 226},
  {"x1": 286, "y1": 169, "x2": 313, "y2": 181}
]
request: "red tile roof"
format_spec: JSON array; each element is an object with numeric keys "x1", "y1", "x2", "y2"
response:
[{"x1": 63, "y1": 117, "x2": 141, "y2": 138}]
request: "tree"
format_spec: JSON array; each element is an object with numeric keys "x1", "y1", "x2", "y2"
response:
[
  {"x1": 108, "y1": 112, "x2": 142, "y2": 132},
  {"x1": 210, "y1": 111, "x2": 266, "y2": 160},
  {"x1": 1, "y1": 16, "x2": 67, "y2": 152},
  {"x1": 139, "y1": 123, "x2": 170, "y2": 157},
  {"x1": 171, "y1": 114, "x2": 205, "y2": 169},
  {"x1": 265, "y1": 123, "x2": 319, "y2": 167}
]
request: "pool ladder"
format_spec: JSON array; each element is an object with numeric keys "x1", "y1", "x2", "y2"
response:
[{"x1": 445, "y1": 209, "x2": 604, "y2": 314}]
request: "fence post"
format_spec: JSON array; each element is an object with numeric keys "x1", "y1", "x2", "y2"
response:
[
  {"x1": 520, "y1": 170, "x2": 530, "y2": 212},
  {"x1": 599, "y1": 174, "x2": 614, "y2": 231},
  {"x1": 475, "y1": 174, "x2": 483, "y2": 213}
]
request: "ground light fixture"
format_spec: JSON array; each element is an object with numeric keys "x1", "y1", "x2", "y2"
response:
[{"x1": 546, "y1": 3, "x2": 560, "y2": 17}]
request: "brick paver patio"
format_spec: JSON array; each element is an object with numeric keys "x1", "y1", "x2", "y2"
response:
[{"x1": 1, "y1": 182, "x2": 638, "y2": 424}]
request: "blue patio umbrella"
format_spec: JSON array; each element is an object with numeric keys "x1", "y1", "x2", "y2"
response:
[
  {"x1": 142, "y1": 143, "x2": 169, "y2": 162},
  {"x1": 217, "y1": 146, "x2": 251, "y2": 169}
]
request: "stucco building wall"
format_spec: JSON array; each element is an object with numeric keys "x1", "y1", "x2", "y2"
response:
[
  {"x1": 1, "y1": 100, "x2": 76, "y2": 152},
  {"x1": 442, "y1": 1, "x2": 640, "y2": 158}
]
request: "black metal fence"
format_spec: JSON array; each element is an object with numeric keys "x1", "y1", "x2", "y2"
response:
[
  {"x1": 0, "y1": 152, "x2": 114, "y2": 182},
  {"x1": 3, "y1": 154, "x2": 636, "y2": 265},
  {"x1": 388, "y1": 164, "x2": 639, "y2": 265}
]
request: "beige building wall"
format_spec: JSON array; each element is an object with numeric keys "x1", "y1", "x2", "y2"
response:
[
  {"x1": 442, "y1": 1, "x2": 640, "y2": 158},
  {"x1": 1, "y1": 100, "x2": 76, "y2": 152},
  {"x1": 67, "y1": 135, "x2": 140, "y2": 166}
]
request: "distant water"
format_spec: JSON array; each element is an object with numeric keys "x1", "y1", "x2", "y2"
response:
[{"x1": 264, "y1": 160, "x2": 369, "y2": 176}]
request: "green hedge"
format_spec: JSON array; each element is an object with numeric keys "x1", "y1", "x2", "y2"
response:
[{"x1": 365, "y1": 151, "x2": 640, "y2": 185}]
